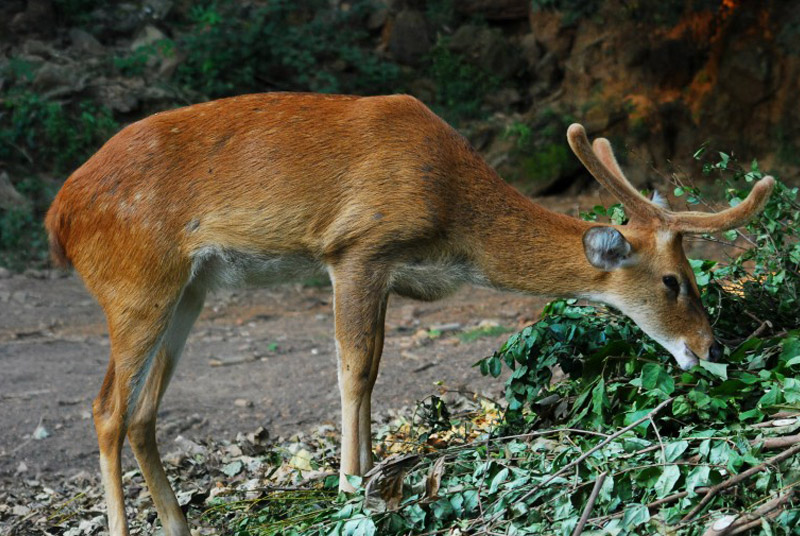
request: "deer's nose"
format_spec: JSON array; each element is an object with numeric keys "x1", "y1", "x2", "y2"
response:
[{"x1": 708, "y1": 340, "x2": 724, "y2": 362}]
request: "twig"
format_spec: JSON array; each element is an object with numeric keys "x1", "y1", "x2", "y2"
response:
[
  {"x1": 749, "y1": 415, "x2": 800, "y2": 428},
  {"x1": 681, "y1": 442, "x2": 800, "y2": 522},
  {"x1": 572, "y1": 472, "x2": 607, "y2": 536},
  {"x1": 518, "y1": 398, "x2": 674, "y2": 504},
  {"x1": 756, "y1": 434, "x2": 800, "y2": 450},
  {"x1": 702, "y1": 490, "x2": 794, "y2": 536},
  {"x1": 650, "y1": 416, "x2": 666, "y2": 464},
  {"x1": 589, "y1": 486, "x2": 712, "y2": 524}
]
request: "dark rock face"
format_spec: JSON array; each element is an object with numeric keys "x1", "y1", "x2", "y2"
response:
[{"x1": 388, "y1": 9, "x2": 431, "y2": 66}]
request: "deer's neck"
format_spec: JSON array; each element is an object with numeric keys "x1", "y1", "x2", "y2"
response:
[{"x1": 471, "y1": 187, "x2": 608, "y2": 299}]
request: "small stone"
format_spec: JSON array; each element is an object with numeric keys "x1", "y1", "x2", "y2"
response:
[
  {"x1": 12, "y1": 504, "x2": 30, "y2": 516},
  {"x1": 0, "y1": 267, "x2": 10, "y2": 279},
  {"x1": 234, "y1": 398, "x2": 253, "y2": 408},
  {"x1": 429, "y1": 322, "x2": 462, "y2": 333},
  {"x1": 16, "y1": 461, "x2": 28, "y2": 474}
]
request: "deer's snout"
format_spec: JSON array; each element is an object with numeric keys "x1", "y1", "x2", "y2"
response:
[{"x1": 708, "y1": 340, "x2": 724, "y2": 363}]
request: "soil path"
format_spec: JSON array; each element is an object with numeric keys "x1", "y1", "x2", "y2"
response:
[{"x1": 0, "y1": 272, "x2": 547, "y2": 485}]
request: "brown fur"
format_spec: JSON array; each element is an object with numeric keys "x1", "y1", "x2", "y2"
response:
[{"x1": 44, "y1": 94, "x2": 772, "y2": 536}]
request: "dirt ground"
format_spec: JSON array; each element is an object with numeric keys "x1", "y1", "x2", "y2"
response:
[{"x1": 0, "y1": 268, "x2": 549, "y2": 486}]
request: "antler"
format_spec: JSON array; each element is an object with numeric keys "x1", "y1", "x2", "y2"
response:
[
  {"x1": 567, "y1": 124, "x2": 667, "y2": 226},
  {"x1": 567, "y1": 123, "x2": 776, "y2": 233}
]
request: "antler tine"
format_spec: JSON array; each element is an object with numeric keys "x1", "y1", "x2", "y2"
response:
[
  {"x1": 669, "y1": 176, "x2": 775, "y2": 233},
  {"x1": 567, "y1": 124, "x2": 664, "y2": 224}
]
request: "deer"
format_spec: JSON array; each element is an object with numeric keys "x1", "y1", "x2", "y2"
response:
[{"x1": 44, "y1": 92, "x2": 773, "y2": 536}]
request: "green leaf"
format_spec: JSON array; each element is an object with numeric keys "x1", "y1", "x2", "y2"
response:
[
  {"x1": 654, "y1": 465, "x2": 681, "y2": 498},
  {"x1": 221, "y1": 461, "x2": 242, "y2": 477},
  {"x1": 672, "y1": 396, "x2": 691, "y2": 416},
  {"x1": 489, "y1": 467, "x2": 509, "y2": 494},
  {"x1": 591, "y1": 378, "x2": 607, "y2": 416},
  {"x1": 403, "y1": 504, "x2": 426, "y2": 528},
  {"x1": 699, "y1": 360, "x2": 728, "y2": 380},
  {"x1": 685, "y1": 466, "x2": 710, "y2": 497},
  {"x1": 489, "y1": 356, "x2": 502, "y2": 378},
  {"x1": 664, "y1": 441, "x2": 689, "y2": 463},
  {"x1": 624, "y1": 408, "x2": 654, "y2": 434},
  {"x1": 641, "y1": 363, "x2": 675, "y2": 395},
  {"x1": 622, "y1": 504, "x2": 650, "y2": 528},
  {"x1": 786, "y1": 355, "x2": 800, "y2": 367}
]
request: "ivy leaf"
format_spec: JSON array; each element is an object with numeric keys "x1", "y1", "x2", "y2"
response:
[
  {"x1": 686, "y1": 466, "x2": 710, "y2": 497},
  {"x1": 622, "y1": 503, "x2": 650, "y2": 528},
  {"x1": 654, "y1": 465, "x2": 681, "y2": 498},
  {"x1": 699, "y1": 360, "x2": 728, "y2": 380},
  {"x1": 664, "y1": 441, "x2": 689, "y2": 463}
]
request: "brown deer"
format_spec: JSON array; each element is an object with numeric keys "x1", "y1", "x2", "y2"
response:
[{"x1": 45, "y1": 93, "x2": 773, "y2": 535}]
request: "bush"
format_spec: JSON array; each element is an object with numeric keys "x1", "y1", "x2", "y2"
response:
[
  {"x1": 0, "y1": 82, "x2": 117, "y2": 269},
  {"x1": 0, "y1": 177, "x2": 57, "y2": 270},
  {"x1": 0, "y1": 89, "x2": 118, "y2": 174},
  {"x1": 175, "y1": 0, "x2": 402, "y2": 98},
  {"x1": 425, "y1": 41, "x2": 499, "y2": 123}
]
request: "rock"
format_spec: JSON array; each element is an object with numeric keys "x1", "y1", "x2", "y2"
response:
[
  {"x1": 0, "y1": 267, "x2": 11, "y2": 279},
  {"x1": 366, "y1": 2, "x2": 388, "y2": 30},
  {"x1": 520, "y1": 33, "x2": 542, "y2": 70},
  {"x1": 173, "y1": 435, "x2": 207, "y2": 457},
  {"x1": 92, "y1": 78, "x2": 142, "y2": 113},
  {"x1": 719, "y1": 44, "x2": 772, "y2": 105},
  {"x1": 32, "y1": 61, "x2": 89, "y2": 98},
  {"x1": 529, "y1": 9, "x2": 574, "y2": 59},
  {"x1": 12, "y1": 504, "x2": 30, "y2": 516},
  {"x1": 485, "y1": 87, "x2": 521, "y2": 109},
  {"x1": 388, "y1": 9, "x2": 431, "y2": 66},
  {"x1": 68, "y1": 28, "x2": 104, "y2": 56},
  {"x1": 9, "y1": 0, "x2": 54, "y2": 37},
  {"x1": 407, "y1": 77, "x2": 436, "y2": 103},
  {"x1": 0, "y1": 172, "x2": 29, "y2": 211},
  {"x1": 529, "y1": 51, "x2": 562, "y2": 97},
  {"x1": 447, "y1": 25, "x2": 521, "y2": 79},
  {"x1": 158, "y1": 48, "x2": 185, "y2": 79},
  {"x1": 24, "y1": 268, "x2": 47, "y2": 279},
  {"x1": 234, "y1": 398, "x2": 253, "y2": 408},
  {"x1": 130, "y1": 24, "x2": 167, "y2": 51},
  {"x1": 143, "y1": 0, "x2": 173, "y2": 20}
]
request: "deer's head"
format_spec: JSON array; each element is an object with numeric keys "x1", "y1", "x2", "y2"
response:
[{"x1": 567, "y1": 124, "x2": 774, "y2": 370}]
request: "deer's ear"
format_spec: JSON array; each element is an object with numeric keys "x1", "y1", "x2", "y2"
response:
[
  {"x1": 583, "y1": 227, "x2": 633, "y2": 271},
  {"x1": 650, "y1": 190, "x2": 671, "y2": 210}
]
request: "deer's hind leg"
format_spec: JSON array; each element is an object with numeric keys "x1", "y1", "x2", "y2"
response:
[
  {"x1": 126, "y1": 282, "x2": 206, "y2": 536},
  {"x1": 93, "y1": 276, "x2": 203, "y2": 536}
]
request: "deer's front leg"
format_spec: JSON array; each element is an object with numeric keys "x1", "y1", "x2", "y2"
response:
[{"x1": 331, "y1": 267, "x2": 388, "y2": 492}]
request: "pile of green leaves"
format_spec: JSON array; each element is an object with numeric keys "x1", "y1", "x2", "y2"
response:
[{"x1": 203, "y1": 152, "x2": 798, "y2": 535}]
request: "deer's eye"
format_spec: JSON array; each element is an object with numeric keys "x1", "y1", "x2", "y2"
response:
[{"x1": 662, "y1": 275, "x2": 680, "y2": 294}]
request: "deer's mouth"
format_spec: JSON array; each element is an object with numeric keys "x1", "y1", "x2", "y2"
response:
[{"x1": 678, "y1": 343, "x2": 700, "y2": 370}]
